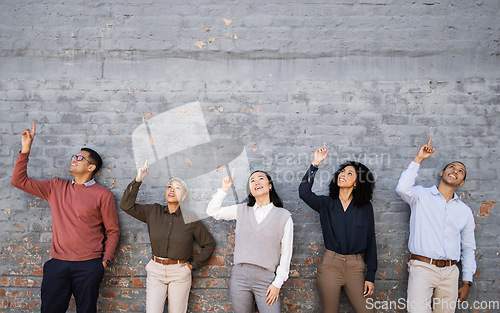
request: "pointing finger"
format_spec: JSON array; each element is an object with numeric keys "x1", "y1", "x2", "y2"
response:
[
  {"x1": 323, "y1": 141, "x2": 326, "y2": 148},
  {"x1": 427, "y1": 137, "x2": 432, "y2": 146},
  {"x1": 144, "y1": 159, "x2": 148, "y2": 167},
  {"x1": 231, "y1": 168, "x2": 235, "y2": 180}
]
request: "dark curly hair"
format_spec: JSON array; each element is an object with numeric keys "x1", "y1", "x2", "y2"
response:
[
  {"x1": 247, "y1": 170, "x2": 284, "y2": 208},
  {"x1": 329, "y1": 161, "x2": 375, "y2": 206}
]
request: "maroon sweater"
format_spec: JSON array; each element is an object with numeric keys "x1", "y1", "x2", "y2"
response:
[{"x1": 11, "y1": 152, "x2": 120, "y2": 262}]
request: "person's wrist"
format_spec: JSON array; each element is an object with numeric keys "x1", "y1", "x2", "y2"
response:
[
  {"x1": 413, "y1": 156, "x2": 424, "y2": 164},
  {"x1": 312, "y1": 162, "x2": 319, "y2": 168}
]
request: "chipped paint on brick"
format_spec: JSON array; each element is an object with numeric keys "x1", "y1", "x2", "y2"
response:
[{"x1": 478, "y1": 201, "x2": 497, "y2": 218}]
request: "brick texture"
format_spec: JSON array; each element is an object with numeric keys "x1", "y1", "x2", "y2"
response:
[{"x1": 1, "y1": 0, "x2": 499, "y2": 312}]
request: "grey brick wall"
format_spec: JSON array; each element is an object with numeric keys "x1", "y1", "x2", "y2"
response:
[{"x1": 1, "y1": 0, "x2": 498, "y2": 312}]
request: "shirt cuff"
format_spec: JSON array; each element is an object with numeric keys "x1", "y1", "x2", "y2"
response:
[
  {"x1": 409, "y1": 161, "x2": 421, "y2": 169},
  {"x1": 271, "y1": 277, "x2": 284, "y2": 289},
  {"x1": 217, "y1": 188, "x2": 228, "y2": 195},
  {"x1": 190, "y1": 261, "x2": 200, "y2": 270},
  {"x1": 365, "y1": 270, "x2": 376, "y2": 283},
  {"x1": 307, "y1": 164, "x2": 319, "y2": 177},
  {"x1": 462, "y1": 272, "x2": 474, "y2": 283}
]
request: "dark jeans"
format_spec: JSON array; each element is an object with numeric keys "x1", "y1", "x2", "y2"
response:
[{"x1": 41, "y1": 258, "x2": 105, "y2": 313}]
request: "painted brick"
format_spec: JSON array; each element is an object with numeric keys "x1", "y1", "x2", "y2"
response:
[{"x1": 1, "y1": 0, "x2": 499, "y2": 312}]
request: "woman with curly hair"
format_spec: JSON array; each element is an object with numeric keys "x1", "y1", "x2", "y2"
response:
[{"x1": 299, "y1": 143, "x2": 377, "y2": 313}]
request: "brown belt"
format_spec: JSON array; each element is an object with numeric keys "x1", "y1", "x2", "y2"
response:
[
  {"x1": 410, "y1": 254, "x2": 456, "y2": 268},
  {"x1": 152, "y1": 255, "x2": 188, "y2": 265}
]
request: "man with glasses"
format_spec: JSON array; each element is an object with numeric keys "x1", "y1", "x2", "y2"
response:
[
  {"x1": 396, "y1": 138, "x2": 476, "y2": 313},
  {"x1": 11, "y1": 122, "x2": 120, "y2": 313}
]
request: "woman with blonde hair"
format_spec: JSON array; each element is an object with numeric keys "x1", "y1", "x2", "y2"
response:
[{"x1": 120, "y1": 161, "x2": 215, "y2": 313}]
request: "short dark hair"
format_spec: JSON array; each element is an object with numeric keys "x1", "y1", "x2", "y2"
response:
[
  {"x1": 329, "y1": 161, "x2": 375, "y2": 206},
  {"x1": 247, "y1": 170, "x2": 284, "y2": 208},
  {"x1": 442, "y1": 161, "x2": 467, "y2": 180},
  {"x1": 81, "y1": 147, "x2": 102, "y2": 175}
]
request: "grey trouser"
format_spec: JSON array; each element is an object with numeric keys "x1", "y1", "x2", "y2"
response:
[{"x1": 230, "y1": 263, "x2": 280, "y2": 313}]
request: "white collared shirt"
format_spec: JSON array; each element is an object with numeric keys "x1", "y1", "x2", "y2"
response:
[
  {"x1": 71, "y1": 178, "x2": 96, "y2": 187},
  {"x1": 207, "y1": 189, "x2": 293, "y2": 288}
]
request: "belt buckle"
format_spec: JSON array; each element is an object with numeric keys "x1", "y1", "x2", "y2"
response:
[{"x1": 435, "y1": 260, "x2": 446, "y2": 267}]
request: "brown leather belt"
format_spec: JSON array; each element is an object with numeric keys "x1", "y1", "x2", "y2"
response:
[
  {"x1": 152, "y1": 255, "x2": 188, "y2": 265},
  {"x1": 411, "y1": 254, "x2": 456, "y2": 268}
]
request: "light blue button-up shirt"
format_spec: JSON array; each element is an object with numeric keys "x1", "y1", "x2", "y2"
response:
[{"x1": 396, "y1": 161, "x2": 476, "y2": 282}]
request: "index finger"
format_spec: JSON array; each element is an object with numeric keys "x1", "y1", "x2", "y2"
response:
[
  {"x1": 144, "y1": 159, "x2": 148, "y2": 167},
  {"x1": 323, "y1": 141, "x2": 326, "y2": 148},
  {"x1": 32, "y1": 122, "x2": 36, "y2": 134},
  {"x1": 231, "y1": 168, "x2": 235, "y2": 180},
  {"x1": 427, "y1": 137, "x2": 432, "y2": 146}
]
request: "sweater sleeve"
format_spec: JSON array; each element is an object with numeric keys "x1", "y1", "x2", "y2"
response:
[
  {"x1": 101, "y1": 190, "x2": 120, "y2": 262},
  {"x1": 11, "y1": 152, "x2": 53, "y2": 200}
]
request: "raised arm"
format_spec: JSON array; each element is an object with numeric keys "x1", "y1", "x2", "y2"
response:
[
  {"x1": 11, "y1": 122, "x2": 53, "y2": 200},
  {"x1": 298, "y1": 143, "x2": 329, "y2": 211},
  {"x1": 119, "y1": 160, "x2": 152, "y2": 222},
  {"x1": 206, "y1": 168, "x2": 238, "y2": 220},
  {"x1": 396, "y1": 138, "x2": 434, "y2": 204}
]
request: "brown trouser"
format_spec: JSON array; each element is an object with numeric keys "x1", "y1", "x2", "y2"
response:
[{"x1": 316, "y1": 250, "x2": 374, "y2": 313}]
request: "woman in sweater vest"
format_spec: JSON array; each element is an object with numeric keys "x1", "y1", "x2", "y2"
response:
[
  {"x1": 299, "y1": 143, "x2": 377, "y2": 313},
  {"x1": 207, "y1": 169, "x2": 293, "y2": 313}
]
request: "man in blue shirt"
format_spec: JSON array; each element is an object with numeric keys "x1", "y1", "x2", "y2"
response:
[{"x1": 396, "y1": 138, "x2": 476, "y2": 313}]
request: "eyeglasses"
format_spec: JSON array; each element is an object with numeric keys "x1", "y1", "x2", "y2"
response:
[{"x1": 71, "y1": 155, "x2": 94, "y2": 165}]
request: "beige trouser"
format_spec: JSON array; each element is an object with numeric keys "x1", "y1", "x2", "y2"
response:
[
  {"x1": 316, "y1": 250, "x2": 374, "y2": 313},
  {"x1": 145, "y1": 259, "x2": 192, "y2": 313},
  {"x1": 407, "y1": 259, "x2": 459, "y2": 313}
]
